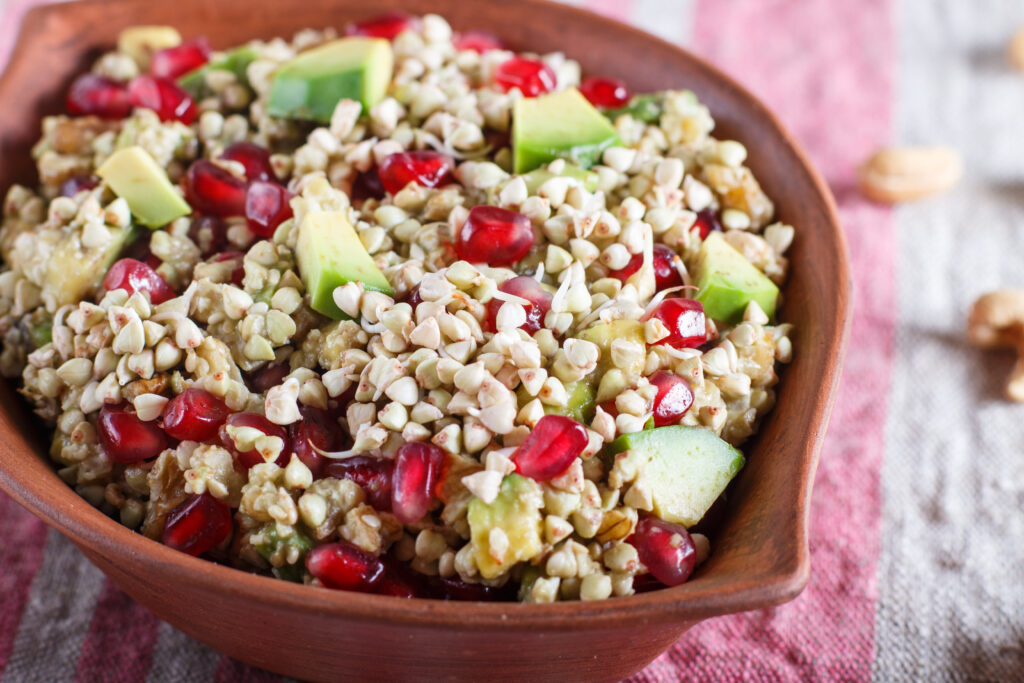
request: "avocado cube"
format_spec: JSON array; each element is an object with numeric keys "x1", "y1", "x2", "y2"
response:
[
  {"x1": 578, "y1": 319, "x2": 646, "y2": 378},
  {"x1": 267, "y1": 37, "x2": 393, "y2": 123},
  {"x1": 610, "y1": 425, "x2": 744, "y2": 527},
  {"x1": 520, "y1": 164, "x2": 599, "y2": 194},
  {"x1": 179, "y1": 46, "x2": 259, "y2": 98},
  {"x1": 468, "y1": 474, "x2": 544, "y2": 580},
  {"x1": 546, "y1": 380, "x2": 596, "y2": 423},
  {"x1": 604, "y1": 92, "x2": 665, "y2": 123},
  {"x1": 295, "y1": 210, "x2": 392, "y2": 320},
  {"x1": 96, "y1": 146, "x2": 191, "y2": 229},
  {"x1": 117, "y1": 26, "x2": 181, "y2": 69},
  {"x1": 512, "y1": 88, "x2": 620, "y2": 174},
  {"x1": 693, "y1": 232, "x2": 779, "y2": 324},
  {"x1": 43, "y1": 225, "x2": 137, "y2": 308}
]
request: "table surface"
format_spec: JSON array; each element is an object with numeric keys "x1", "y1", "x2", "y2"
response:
[{"x1": 2, "y1": 0, "x2": 1023, "y2": 681}]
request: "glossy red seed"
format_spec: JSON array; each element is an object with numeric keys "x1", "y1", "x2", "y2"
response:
[
  {"x1": 378, "y1": 150, "x2": 455, "y2": 195},
  {"x1": 649, "y1": 371, "x2": 694, "y2": 427},
  {"x1": 98, "y1": 404, "x2": 169, "y2": 464},
  {"x1": 66, "y1": 74, "x2": 132, "y2": 119},
  {"x1": 289, "y1": 406, "x2": 342, "y2": 479},
  {"x1": 103, "y1": 258, "x2": 176, "y2": 304},
  {"x1": 187, "y1": 215, "x2": 228, "y2": 257},
  {"x1": 494, "y1": 57, "x2": 556, "y2": 97},
  {"x1": 691, "y1": 209, "x2": 722, "y2": 239},
  {"x1": 245, "y1": 180, "x2": 294, "y2": 238},
  {"x1": 121, "y1": 235, "x2": 161, "y2": 269},
  {"x1": 512, "y1": 414, "x2": 588, "y2": 481},
  {"x1": 346, "y1": 11, "x2": 416, "y2": 40},
  {"x1": 219, "y1": 413, "x2": 290, "y2": 470},
  {"x1": 455, "y1": 205, "x2": 534, "y2": 266},
  {"x1": 643, "y1": 298, "x2": 707, "y2": 349},
  {"x1": 162, "y1": 493, "x2": 233, "y2": 557},
  {"x1": 454, "y1": 30, "x2": 502, "y2": 53},
  {"x1": 579, "y1": 76, "x2": 630, "y2": 108},
  {"x1": 127, "y1": 75, "x2": 197, "y2": 124},
  {"x1": 401, "y1": 285, "x2": 423, "y2": 310},
  {"x1": 58, "y1": 174, "x2": 99, "y2": 198},
  {"x1": 306, "y1": 542, "x2": 385, "y2": 591},
  {"x1": 149, "y1": 38, "x2": 211, "y2": 80},
  {"x1": 211, "y1": 251, "x2": 246, "y2": 286},
  {"x1": 391, "y1": 442, "x2": 446, "y2": 524},
  {"x1": 325, "y1": 456, "x2": 394, "y2": 511},
  {"x1": 220, "y1": 141, "x2": 277, "y2": 182},
  {"x1": 249, "y1": 363, "x2": 290, "y2": 394},
  {"x1": 161, "y1": 388, "x2": 230, "y2": 442},
  {"x1": 607, "y1": 243, "x2": 684, "y2": 292},
  {"x1": 349, "y1": 167, "x2": 386, "y2": 205},
  {"x1": 484, "y1": 276, "x2": 552, "y2": 335},
  {"x1": 184, "y1": 160, "x2": 248, "y2": 217},
  {"x1": 376, "y1": 558, "x2": 427, "y2": 598},
  {"x1": 629, "y1": 516, "x2": 697, "y2": 587}
]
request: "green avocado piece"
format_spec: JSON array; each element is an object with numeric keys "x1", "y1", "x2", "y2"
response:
[
  {"x1": 97, "y1": 146, "x2": 191, "y2": 229},
  {"x1": 520, "y1": 164, "x2": 599, "y2": 194},
  {"x1": 468, "y1": 474, "x2": 544, "y2": 580},
  {"x1": 578, "y1": 319, "x2": 646, "y2": 378},
  {"x1": 610, "y1": 425, "x2": 744, "y2": 528},
  {"x1": 28, "y1": 318, "x2": 52, "y2": 348},
  {"x1": 178, "y1": 46, "x2": 259, "y2": 98},
  {"x1": 267, "y1": 37, "x2": 393, "y2": 123},
  {"x1": 295, "y1": 210, "x2": 392, "y2": 320},
  {"x1": 253, "y1": 524, "x2": 314, "y2": 566},
  {"x1": 694, "y1": 232, "x2": 779, "y2": 324},
  {"x1": 42, "y1": 224, "x2": 138, "y2": 309},
  {"x1": 547, "y1": 380, "x2": 596, "y2": 423},
  {"x1": 512, "y1": 88, "x2": 620, "y2": 174},
  {"x1": 604, "y1": 93, "x2": 664, "y2": 123}
]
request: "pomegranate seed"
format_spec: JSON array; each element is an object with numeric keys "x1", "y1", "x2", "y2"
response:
[
  {"x1": 121, "y1": 235, "x2": 161, "y2": 270},
  {"x1": 184, "y1": 160, "x2": 248, "y2": 217},
  {"x1": 428, "y1": 575, "x2": 512, "y2": 601},
  {"x1": 494, "y1": 57, "x2": 556, "y2": 97},
  {"x1": 455, "y1": 205, "x2": 534, "y2": 266},
  {"x1": 350, "y1": 167, "x2": 386, "y2": 204},
  {"x1": 244, "y1": 180, "x2": 294, "y2": 238},
  {"x1": 66, "y1": 74, "x2": 132, "y2": 118},
  {"x1": 219, "y1": 413, "x2": 290, "y2": 470},
  {"x1": 629, "y1": 516, "x2": 697, "y2": 587},
  {"x1": 187, "y1": 215, "x2": 228, "y2": 257},
  {"x1": 220, "y1": 141, "x2": 277, "y2": 182},
  {"x1": 103, "y1": 258, "x2": 176, "y2": 304},
  {"x1": 391, "y1": 442, "x2": 445, "y2": 524},
  {"x1": 691, "y1": 209, "x2": 722, "y2": 239},
  {"x1": 484, "y1": 276, "x2": 552, "y2": 334},
  {"x1": 149, "y1": 38, "x2": 211, "y2": 80},
  {"x1": 378, "y1": 150, "x2": 455, "y2": 195},
  {"x1": 649, "y1": 371, "x2": 694, "y2": 427},
  {"x1": 306, "y1": 542, "x2": 385, "y2": 591},
  {"x1": 325, "y1": 456, "x2": 394, "y2": 511},
  {"x1": 249, "y1": 363, "x2": 290, "y2": 393},
  {"x1": 211, "y1": 251, "x2": 246, "y2": 286},
  {"x1": 162, "y1": 493, "x2": 232, "y2": 557},
  {"x1": 607, "y1": 243, "x2": 684, "y2": 292},
  {"x1": 643, "y1": 298, "x2": 707, "y2": 349},
  {"x1": 376, "y1": 558, "x2": 427, "y2": 598},
  {"x1": 454, "y1": 30, "x2": 502, "y2": 53},
  {"x1": 579, "y1": 76, "x2": 631, "y2": 108},
  {"x1": 401, "y1": 285, "x2": 423, "y2": 310},
  {"x1": 512, "y1": 414, "x2": 587, "y2": 481},
  {"x1": 58, "y1": 174, "x2": 99, "y2": 198},
  {"x1": 289, "y1": 405, "x2": 343, "y2": 479},
  {"x1": 346, "y1": 11, "x2": 416, "y2": 40},
  {"x1": 127, "y1": 75, "x2": 197, "y2": 124},
  {"x1": 98, "y1": 404, "x2": 169, "y2": 464},
  {"x1": 161, "y1": 388, "x2": 230, "y2": 442}
]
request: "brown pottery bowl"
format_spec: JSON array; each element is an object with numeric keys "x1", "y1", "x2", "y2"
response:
[{"x1": 0, "y1": 0, "x2": 851, "y2": 680}]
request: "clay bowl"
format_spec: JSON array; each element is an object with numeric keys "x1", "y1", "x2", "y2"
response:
[{"x1": 0, "y1": 0, "x2": 850, "y2": 680}]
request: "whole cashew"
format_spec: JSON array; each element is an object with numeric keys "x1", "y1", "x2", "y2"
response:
[{"x1": 968, "y1": 289, "x2": 1024, "y2": 401}]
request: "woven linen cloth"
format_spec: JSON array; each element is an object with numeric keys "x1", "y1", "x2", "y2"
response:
[{"x1": 2, "y1": 0, "x2": 1023, "y2": 680}]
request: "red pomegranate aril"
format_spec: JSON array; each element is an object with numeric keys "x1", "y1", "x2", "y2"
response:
[
  {"x1": 249, "y1": 363, "x2": 290, "y2": 393},
  {"x1": 212, "y1": 251, "x2": 246, "y2": 286},
  {"x1": 306, "y1": 542, "x2": 385, "y2": 592},
  {"x1": 512, "y1": 414, "x2": 588, "y2": 481},
  {"x1": 494, "y1": 57, "x2": 556, "y2": 97},
  {"x1": 184, "y1": 160, "x2": 248, "y2": 217},
  {"x1": 289, "y1": 406, "x2": 343, "y2": 479},
  {"x1": 346, "y1": 11, "x2": 416, "y2": 40},
  {"x1": 245, "y1": 180, "x2": 294, "y2": 238},
  {"x1": 401, "y1": 285, "x2": 423, "y2": 310},
  {"x1": 219, "y1": 413, "x2": 290, "y2": 470},
  {"x1": 455, "y1": 205, "x2": 534, "y2": 266},
  {"x1": 103, "y1": 258, "x2": 176, "y2": 304},
  {"x1": 66, "y1": 74, "x2": 132, "y2": 119},
  {"x1": 484, "y1": 275, "x2": 552, "y2": 334},
  {"x1": 649, "y1": 371, "x2": 694, "y2": 427},
  {"x1": 579, "y1": 76, "x2": 630, "y2": 108},
  {"x1": 121, "y1": 235, "x2": 160, "y2": 270},
  {"x1": 220, "y1": 141, "x2": 277, "y2": 182},
  {"x1": 98, "y1": 404, "x2": 169, "y2": 464},
  {"x1": 643, "y1": 298, "x2": 707, "y2": 349},
  {"x1": 376, "y1": 558, "x2": 427, "y2": 598},
  {"x1": 378, "y1": 150, "x2": 456, "y2": 195},
  {"x1": 629, "y1": 515, "x2": 697, "y2": 587},
  {"x1": 391, "y1": 442, "x2": 446, "y2": 524},
  {"x1": 350, "y1": 167, "x2": 386, "y2": 204},
  {"x1": 161, "y1": 388, "x2": 230, "y2": 442},
  {"x1": 162, "y1": 493, "x2": 233, "y2": 557},
  {"x1": 454, "y1": 30, "x2": 502, "y2": 53},
  {"x1": 691, "y1": 209, "x2": 722, "y2": 239},
  {"x1": 127, "y1": 75, "x2": 197, "y2": 124},
  {"x1": 187, "y1": 215, "x2": 228, "y2": 257},
  {"x1": 149, "y1": 38, "x2": 211, "y2": 80},
  {"x1": 325, "y1": 456, "x2": 394, "y2": 511},
  {"x1": 607, "y1": 243, "x2": 684, "y2": 292},
  {"x1": 59, "y1": 174, "x2": 99, "y2": 198}
]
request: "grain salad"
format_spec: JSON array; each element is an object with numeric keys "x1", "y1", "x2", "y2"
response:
[{"x1": 0, "y1": 12, "x2": 795, "y2": 602}]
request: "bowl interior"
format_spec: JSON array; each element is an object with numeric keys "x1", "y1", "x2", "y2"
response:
[{"x1": 0, "y1": 0, "x2": 849, "y2": 630}]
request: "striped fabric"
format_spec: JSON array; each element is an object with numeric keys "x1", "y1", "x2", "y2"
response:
[{"x1": 1, "y1": 0, "x2": 1022, "y2": 680}]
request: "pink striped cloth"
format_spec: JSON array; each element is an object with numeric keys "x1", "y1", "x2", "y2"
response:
[{"x1": 3, "y1": 0, "x2": 1023, "y2": 681}]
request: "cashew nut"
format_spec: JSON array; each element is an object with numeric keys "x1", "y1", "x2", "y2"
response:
[{"x1": 967, "y1": 289, "x2": 1024, "y2": 401}]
